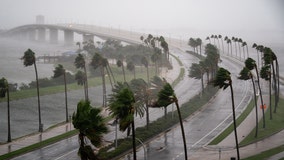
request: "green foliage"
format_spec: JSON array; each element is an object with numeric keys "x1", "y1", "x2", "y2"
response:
[
  {"x1": 0, "y1": 77, "x2": 8, "y2": 97},
  {"x1": 98, "y1": 85, "x2": 218, "y2": 160},
  {"x1": 239, "y1": 67, "x2": 251, "y2": 80},
  {"x1": 72, "y1": 100, "x2": 108, "y2": 147},
  {"x1": 213, "y1": 67, "x2": 231, "y2": 90},
  {"x1": 245, "y1": 58, "x2": 256, "y2": 70},
  {"x1": 21, "y1": 49, "x2": 35, "y2": 66}
]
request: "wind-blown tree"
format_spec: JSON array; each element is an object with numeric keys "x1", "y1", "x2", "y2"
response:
[
  {"x1": 214, "y1": 67, "x2": 240, "y2": 160},
  {"x1": 127, "y1": 61, "x2": 136, "y2": 79},
  {"x1": 239, "y1": 67, "x2": 258, "y2": 137},
  {"x1": 242, "y1": 41, "x2": 249, "y2": 59},
  {"x1": 152, "y1": 82, "x2": 188, "y2": 160},
  {"x1": 141, "y1": 56, "x2": 150, "y2": 83},
  {"x1": 226, "y1": 39, "x2": 233, "y2": 56},
  {"x1": 263, "y1": 47, "x2": 279, "y2": 113},
  {"x1": 108, "y1": 82, "x2": 145, "y2": 160},
  {"x1": 204, "y1": 44, "x2": 220, "y2": 81},
  {"x1": 206, "y1": 36, "x2": 211, "y2": 44},
  {"x1": 75, "y1": 70, "x2": 88, "y2": 100},
  {"x1": 130, "y1": 78, "x2": 150, "y2": 128},
  {"x1": 151, "y1": 50, "x2": 161, "y2": 75},
  {"x1": 215, "y1": 35, "x2": 221, "y2": 51},
  {"x1": 189, "y1": 62, "x2": 205, "y2": 93},
  {"x1": 245, "y1": 58, "x2": 266, "y2": 128},
  {"x1": 21, "y1": 49, "x2": 43, "y2": 132},
  {"x1": 219, "y1": 35, "x2": 224, "y2": 54},
  {"x1": 91, "y1": 53, "x2": 107, "y2": 107},
  {"x1": 75, "y1": 54, "x2": 89, "y2": 100},
  {"x1": 116, "y1": 59, "x2": 126, "y2": 82},
  {"x1": 211, "y1": 35, "x2": 216, "y2": 45},
  {"x1": 260, "y1": 65, "x2": 272, "y2": 120},
  {"x1": 196, "y1": 38, "x2": 202, "y2": 55},
  {"x1": 149, "y1": 76, "x2": 167, "y2": 118},
  {"x1": 188, "y1": 38, "x2": 198, "y2": 53},
  {"x1": 0, "y1": 77, "x2": 11, "y2": 142},
  {"x1": 53, "y1": 64, "x2": 68, "y2": 122},
  {"x1": 72, "y1": 100, "x2": 108, "y2": 160},
  {"x1": 238, "y1": 38, "x2": 243, "y2": 60},
  {"x1": 232, "y1": 37, "x2": 238, "y2": 58}
]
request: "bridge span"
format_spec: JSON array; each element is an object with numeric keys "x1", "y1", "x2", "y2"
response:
[{"x1": 0, "y1": 24, "x2": 141, "y2": 45}]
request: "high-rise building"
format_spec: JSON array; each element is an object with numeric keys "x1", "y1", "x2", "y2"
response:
[{"x1": 36, "y1": 15, "x2": 45, "y2": 24}]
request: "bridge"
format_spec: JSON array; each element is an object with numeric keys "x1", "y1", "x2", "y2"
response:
[{"x1": 0, "y1": 24, "x2": 142, "y2": 45}]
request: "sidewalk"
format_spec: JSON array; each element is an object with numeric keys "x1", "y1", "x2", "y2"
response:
[
  {"x1": 190, "y1": 94, "x2": 284, "y2": 160},
  {"x1": 0, "y1": 123, "x2": 74, "y2": 156}
]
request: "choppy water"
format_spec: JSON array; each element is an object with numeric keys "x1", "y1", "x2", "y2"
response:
[{"x1": 0, "y1": 38, "x2": 76, "y2": 84}]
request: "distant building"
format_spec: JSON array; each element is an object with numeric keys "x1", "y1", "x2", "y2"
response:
[{"x1": 36, "y1": 15, "x2": 45, "y2": 24}]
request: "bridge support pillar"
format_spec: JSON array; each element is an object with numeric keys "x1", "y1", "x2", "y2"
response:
[
  {"x1": 83, "y1": 34, "x2": 94, "y2": 43},
  {"x1": 49, "y1": 29, "x2": 58, "y2": 44},
  {"x1": 28, "y1": 30, "x2": 36, "y2": 41},
  {"x1": 37, "y1": 28, "x2": 46, "y2": 42},
  {"x1": 64, "y1": 30, "x2": 74, "y2": 45}
]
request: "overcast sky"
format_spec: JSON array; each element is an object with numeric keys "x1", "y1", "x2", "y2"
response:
[{"x1": 0, "y1": 0, "x2": 283, "y2": 42}]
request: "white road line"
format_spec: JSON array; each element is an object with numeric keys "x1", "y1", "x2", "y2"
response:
[{"x1": 54, "y1": 148, "x2": 78, "y2": 160}]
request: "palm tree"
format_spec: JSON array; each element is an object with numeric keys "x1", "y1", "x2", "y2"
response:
[
  {"x1": 196, "y1": 38, "x2": 202, "y2": 55},
  {"x1": 0, "y1": 77, "x2": 11, "y2": 142},
  {"x1": 74, "y1": 54, "x2": 89, "y2": 100},
  {"x1": 232, "y1": 37, "x2": 238, "y2": 58},
  {"x1": 238, "y1": 38, "x2": 243, "y2": 60},
  {"x1": 245, "y1": 58, "x2": 266, "y2": 128},
  {"x1": 219, "y1": 35, "x2": 224, "y2": 54},
  {"x1": 91, "y1": 53, "x2": 107, "y2": 107},
  {"x1": 214, "y1": 67, "x2": 240, "y2": 160},
  {"x1": 127, "y1": 61, "x2": 136, "y2": 79},
  {"x1": 239, "y1": 67, "x2": 258, "y2": 137},
  {"x1": 263, "y1": 47, "x2": 279, "y2": 113},
  {"x1": 189, "y1": 62, "x2": 204, "y2": 93},
  {"x1": 21, "y1": 49, "x2": 43, "y2": 132},
  {"x1": 72, "y1": 100, "x2": 108, "y2": 160},
  {"x1": 75, "y1": 70, "x2": 87, "y2": 100},
  {"x1": 141, "y1": 56, "x2": 150, "y2": 83},
  {"x1": 53, "y1": 64, "x2": 68, "y2": 122},
  {"x1": 108, "y1": 83, "x2": 144, "y2": 160},
  {"x1": 205, "y1": 36, "x2": 211, "y2": 44},
  {"x1": 260, "y1": 65, "x2": 272, "y2": 120},
  {"x1": 116, "y1": 59, "x2": 126, "y2": 82},
  {"x1": 152, "y1": 82, "x2": 188, "y2": 160},
  {"x1": 242, "y1": 41, "x2": 249, "y2": 59}
]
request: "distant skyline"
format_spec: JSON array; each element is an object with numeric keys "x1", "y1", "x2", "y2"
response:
[{"x1": 0, "y1": 0, "x2": 283, "y2": 43}]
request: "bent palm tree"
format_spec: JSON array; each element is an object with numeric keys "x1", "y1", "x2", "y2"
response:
[
  {"x1": 116, "y1": 59, "x2": 126, "y2": 82},
  {"x1": 72, "y1": 100, "x2": 108, "y2": 160},
  {"x1": 152, "y1": 82, "x2": 188, "y2": 160},
  {"x1": 214, "y1": 67, "x2": 240, "y2": 160},
  {"x1": 108, "y1": 83, "x2": 144, "y2": 160},
  {"x1": 239, "y1": 67, "x2": 258, "y2": 137},
  {"x1": 21, "y1": 49, "x2": 43, "y2": 132},
  {"x1": 75, "y1": 70, "x2": 87, "y2": 100},
  {"x1": 53, "y1": 64, "x2": 68, "y2": 122},
  {"x1": 75, "y1": 54, "x2": 89, "y2": 100},
  {"x1": 0, "y1": 77, "x2": 11, "y2": 142},
  {"x1": 245, "y1": 58, "x2": 266, "y2": 128}
]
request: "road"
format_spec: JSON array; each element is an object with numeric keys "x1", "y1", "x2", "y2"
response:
[
  {"x1": 125, "y1": 56, "x2": 251, "y2": 160},
  {"x1": 11, "y1": 48, "x2": 250, "y2": 160}
]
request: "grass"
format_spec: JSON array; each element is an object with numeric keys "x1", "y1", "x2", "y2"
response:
[
  {"x1": 240, "y1": 96, "x2": 284, "y2": 146},
  {"x1": 241, "y1": 144, "x2": 284, "y2": 160}
]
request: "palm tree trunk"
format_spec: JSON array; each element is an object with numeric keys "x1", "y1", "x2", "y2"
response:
[
  {"x1": 229, "y1": 83, "x2": 240, "y2": 160},
  {"x1": 83, "y1": 66, "x2": 89, "y2": 100},
  {"x1": 108, "y1": 64, "x2": 116, "y2": 84},
  {"x1": 131, "y1": 120, "x2": 137, "y2": 160},
  {"x1": 34, "y1": 63, "x2": 42, "y2": 132},
  {"x1": 7, "y1": 88, "x2": 11, "y2": 142},
  {"x1": 271, "y1": 62, "x2": 278, "y2": 113},
  {"x1": 255, "y1": 67, "x2": 266, "y2": 128},
  {"x1": 251, "y1": 77, "x2": 258, "y2": 138},
  {"x1": 246, "y1": 46, "x2": 249, "y2": 58},
  {"x1": 174, "y1": 100, "x2": 188, "y2": 160},
  {"x1": 221, "y1": 40, "x2": 224, "y2": 55},
  {"x1": 276, "y1": 59, "x2": 280, "y2": 110},
  {"x1": 105, "y1": 66, "x2": 114, "y2": 89},
  {"x1": 269, "y1": 71, "x2": 272, "y2": 120},
  {"x1": 101, "y1": 67, "x2": 107, "y2": 108},
  {"x1": 122, "y1": 65, "x2": 126, "y2": 82},
  {"x1": 64, "y1": 72, "x2": 68, "y2": 122}
]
